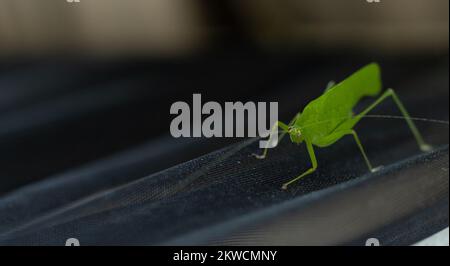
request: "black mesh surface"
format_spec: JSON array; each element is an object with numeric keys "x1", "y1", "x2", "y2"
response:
[{"x1": 0, "y1": 55, "x2": 448, "y2": 245}]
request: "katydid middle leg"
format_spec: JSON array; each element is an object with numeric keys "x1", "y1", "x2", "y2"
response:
[
  {"x1": 317, "y1": 129, "x2": 379, "y2": 174},
  {"x1": 281, "y1": 140, "x2": 318, "y2": 190},
  {"x1": 343, "y1": 130, "x2": 380, "y2": 172}
]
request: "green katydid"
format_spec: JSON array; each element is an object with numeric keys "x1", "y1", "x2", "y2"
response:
[{"x1": 253, "y1": 63, "x2": 432, "y2": 190}]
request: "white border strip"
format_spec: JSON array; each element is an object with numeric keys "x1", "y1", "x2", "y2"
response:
[{"x1": 413, "y1": 228, "x2": 449, "y2": 246}]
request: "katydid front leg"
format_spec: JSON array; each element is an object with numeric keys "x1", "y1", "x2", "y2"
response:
[
  {"x1": 253, "y1": 121, "x2": 290, "y2": 159},
  {"x1": 253, "y1": 113, "x2": 300, "y2": 159}
]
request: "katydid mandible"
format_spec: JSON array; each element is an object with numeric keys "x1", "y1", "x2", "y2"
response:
[{"x1": 253, "y1": 63, "x2": 432, "y2": 190}]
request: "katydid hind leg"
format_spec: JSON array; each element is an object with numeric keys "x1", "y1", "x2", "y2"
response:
[
  {"x1": 355, "y1": 88, "x2": 432, "y2": 152},
  {"x1": 282, "y1": 141, "x2": 318, "y2": 190}
]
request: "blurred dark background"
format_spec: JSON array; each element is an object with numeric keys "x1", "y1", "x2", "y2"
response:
[{"x1": 0, "y1": 0, "x2": 448, "y2": 196}]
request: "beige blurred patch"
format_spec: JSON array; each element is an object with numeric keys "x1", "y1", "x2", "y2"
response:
[
  {"x1": 234, "y1": 0, "x2": 449, "y2": 54},
  {"x1": 0, "y1": 0, "x2": 207, "y2": 57},
  {"x1": 0, "y1": 0, "x2": 448, "y2": 57}
]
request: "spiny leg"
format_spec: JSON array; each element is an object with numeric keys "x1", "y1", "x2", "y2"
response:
[
  {"x1": 356, "y1": 88, "x2": 432, "y2": 152},
  {"x1": 282, "y1": 141, "x2": 317, "y2": 190},
  {"x1": 345, "y1": 130, "x2": 380, "y2": 172},
  {"x1": 252, "y1": 121, "x2": 289, "y2": 159},
  {"x1": 253, "y1": 113, "x2": 300, "y2": 159}
]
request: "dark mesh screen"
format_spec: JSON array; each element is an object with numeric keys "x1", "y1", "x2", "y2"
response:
[{"x1": 0, "y1": 56, "x2": 448, "y2": 245}]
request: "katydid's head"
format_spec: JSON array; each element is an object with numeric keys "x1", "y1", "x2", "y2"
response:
[{"x1": 288, "y1": 126, "x2": 304, "y2": 144}]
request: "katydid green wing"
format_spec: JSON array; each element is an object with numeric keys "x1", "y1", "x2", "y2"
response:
[{"x1": 295, "y1": 63, "x2": 382, "y2": 142}]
